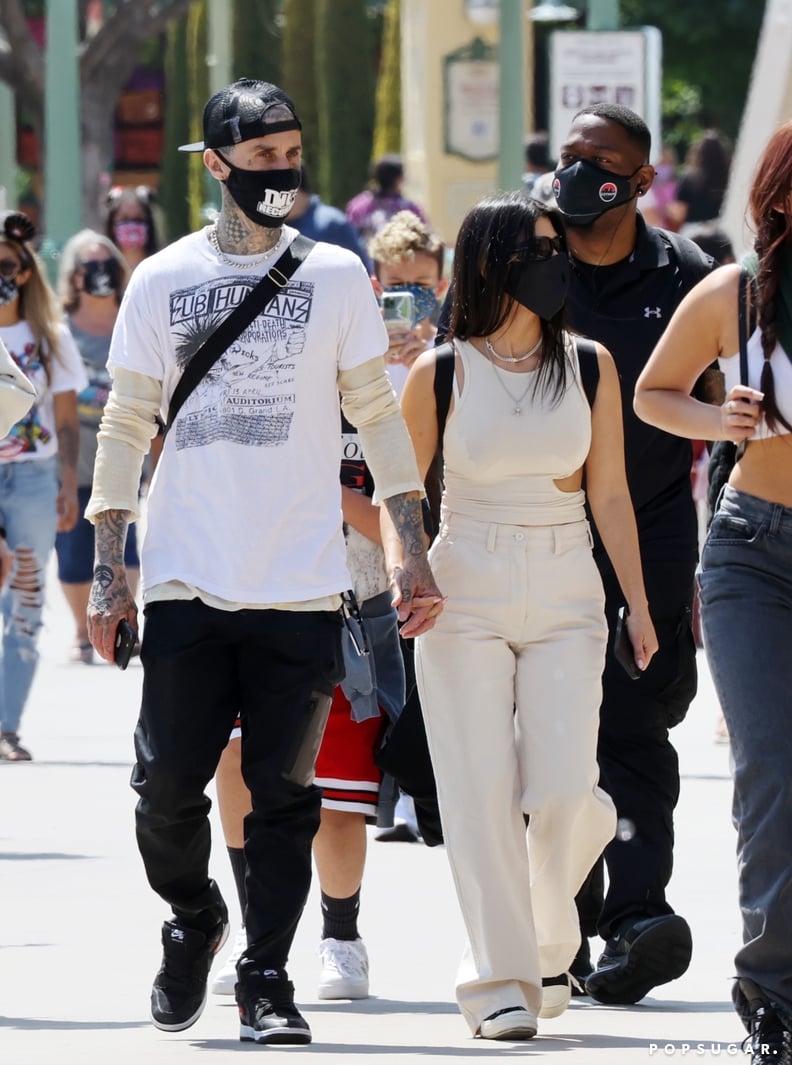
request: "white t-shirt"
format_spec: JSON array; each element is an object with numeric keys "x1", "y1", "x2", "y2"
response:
[
  {"x1": 0, "y1": 320, "x2": 87, "y2": 463},
  {"x1": 109, "y1": 225, "x2": 389, "y2": 604}
]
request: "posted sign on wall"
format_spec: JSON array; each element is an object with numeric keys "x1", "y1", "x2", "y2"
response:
[{"x1": 549, "y1": 29, "x2": 662, "y2": 160}]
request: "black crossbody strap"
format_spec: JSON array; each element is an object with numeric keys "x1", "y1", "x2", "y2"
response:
[
  {"x1": 164, "y1": 233, "x2": 315, "y2": 436},
  {"x1": 737, "y1": 267, "x2": 750, "y2": 386}
]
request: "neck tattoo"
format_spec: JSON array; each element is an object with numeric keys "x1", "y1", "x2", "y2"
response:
[
  {"x1": 485, "y1": 334, "x2": 542, "y2": 364},
  {"x1": 207, "y1": 224, "x2": 285, "y2": 270},
  {"x1": 489, "y1": 358, "x2": 535, "y2": 416}
]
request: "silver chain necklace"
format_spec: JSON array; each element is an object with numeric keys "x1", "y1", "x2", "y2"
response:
[
  {"x1": 489, "y1": 358, "x2": 535, "y2": 416},
  {"x1": 206, "y1": 224, "x2": 285, "y2": 271},
  {"x1": 485, "y1": 334, "x2": 542, "y2": 364}
]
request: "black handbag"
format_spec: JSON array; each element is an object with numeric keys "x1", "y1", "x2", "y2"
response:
[{"x1": 163, "y1": 233, "x2": 314, "y2": 437}]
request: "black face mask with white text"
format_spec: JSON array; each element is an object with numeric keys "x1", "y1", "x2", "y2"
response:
[
  {"x1": 215, "y1": 152, "x2": 301, "y2": 228},
  {"x1": 553, "y1": 159, "x2": 641, "y2": 228}
]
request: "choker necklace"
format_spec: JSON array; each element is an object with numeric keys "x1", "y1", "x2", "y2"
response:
[
  {"x1": 207, "y1": 224, "x2": 285, "y2": 271},
  {"x1": 485, "y1": 334, "x2": 542, "y2": 364},
  {"x1": 489, "y1": 358, "x2": 535, "y2": 416}
]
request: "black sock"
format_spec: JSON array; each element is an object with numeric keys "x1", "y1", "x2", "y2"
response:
[
  {"x1": 228, "y1": 846, "x2": 247, "y2": 924},
  {"x1": 321, "y1": 889, "x2": 360, "y2": 941}
]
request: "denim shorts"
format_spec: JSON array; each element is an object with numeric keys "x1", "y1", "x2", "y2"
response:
[{"x1": 55, "y1": 484, "x2": 139, "y2": 583}]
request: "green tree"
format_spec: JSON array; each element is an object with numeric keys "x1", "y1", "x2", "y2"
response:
[
  {"x1": 0, "y1": 0, "x2": 199, "y2": 228},
  {"x1": 372, "y1": 0, "x2": 401, "y2": 159},
  {"x1": 315, "y1": 0, "x2": 378, "y2": 207},
  {"x1": 232, "y1": 0, "x2": 282, "y2": 83},
  {"x1": 186, "y1": 0, "x2": 210, "y2": 232},
  {"x1": 281, "y1": 0, "x2": 320, "y2": 177},
  {"x1": 619, "y1": 0, "x2": 765, "y2": 144},
  {"x1": 160, "y1": 14, "x2": 192, "y2": 242}
]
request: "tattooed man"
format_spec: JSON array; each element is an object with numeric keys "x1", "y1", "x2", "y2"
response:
[{"x1": 85, "y1": 79, "x2": 442, "y2": 1046}]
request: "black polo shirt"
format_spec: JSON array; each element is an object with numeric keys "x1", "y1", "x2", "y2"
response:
[{"x1": 566, "y1": 217, "x2": 714, "y2": 568}]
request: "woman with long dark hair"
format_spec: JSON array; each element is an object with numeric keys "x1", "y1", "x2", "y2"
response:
[
  {"x1": 391, "y1": 192, "x2": 656, "y2": 1040},
  {"x1": 0, "y1": 211, "x2": 86, "y2": 760},
  {"x1": 636, "y1": 120, "x2": 792, "y2": 1064}
]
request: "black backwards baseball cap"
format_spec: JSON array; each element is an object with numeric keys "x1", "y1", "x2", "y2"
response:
[{"x1": 178, "y1": 78, "x2": 302, "y2": 153}]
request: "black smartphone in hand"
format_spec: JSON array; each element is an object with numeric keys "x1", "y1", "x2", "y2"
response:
[
  {"x1": 614, "y1": 606, "x2": 641, "y2": 680},
  {"x1": 114, "y1": 619, "x2": 137, "y2": 671}
]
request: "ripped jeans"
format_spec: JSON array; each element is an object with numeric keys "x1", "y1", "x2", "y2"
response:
[{"x1": 0, "y1": 457, "x2": 58, "y2": 735}]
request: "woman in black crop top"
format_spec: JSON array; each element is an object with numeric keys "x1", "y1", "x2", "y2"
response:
[{"x1": 636, "y1": 120, "x2": 792, "y2": 1062}]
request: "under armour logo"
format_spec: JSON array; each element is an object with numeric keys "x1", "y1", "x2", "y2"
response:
[{"x1": 644, "y1": 306, "x2": 662, "y2": 319}]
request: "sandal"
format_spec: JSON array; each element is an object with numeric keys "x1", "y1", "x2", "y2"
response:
[
  {"x1": 69, "y1": 640, "x2": 95, "y2": 665},
  {"x1": 0, "y1": 732, "x2": 32, "y2": 761}
]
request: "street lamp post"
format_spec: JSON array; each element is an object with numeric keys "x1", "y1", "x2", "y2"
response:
[
  {"x1": 499, "y1": 0, "x2": 526, "y2": 190},
  {"x1": 587, "y1": 0, "x2": 619, "y2": 30},
  {"x1": 43, "y1": 0, "x2": 81, "y2": 275}
]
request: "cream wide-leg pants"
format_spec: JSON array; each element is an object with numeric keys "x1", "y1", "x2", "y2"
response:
[{"x1": 415, "y1": 513, "x2": 616, "y2": 1034}]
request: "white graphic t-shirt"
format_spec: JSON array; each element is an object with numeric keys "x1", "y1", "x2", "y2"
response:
[
  {"x1": 0, "y1": 320, "x2": 87, "y2": 463},
  {"x1": 108, "y1": 226, "x2": 389, "y2": 604}
]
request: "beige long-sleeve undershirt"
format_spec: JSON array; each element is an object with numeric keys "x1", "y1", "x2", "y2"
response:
[{"x1": 86, "y1": 357, "x2": 423, "y2": 611}]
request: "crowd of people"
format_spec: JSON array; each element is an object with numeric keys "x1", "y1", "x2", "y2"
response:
[{"x1": 1, "y1": 72, "x2": 789, "y2": 1065}]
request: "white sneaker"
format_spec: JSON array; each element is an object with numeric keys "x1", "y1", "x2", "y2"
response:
[
  {"x1": 540, "y1": 973, "x2": 577, "y2": 1019},
  {"x1": 479, "y1": 1007, "x2": 537, "y2": 1040},
  {"x1": 317, "y1": 937, "x2": 369, "y2": 999},
  {"x1": 210, "y1": 925, "x2": 247, "y2": 996}
]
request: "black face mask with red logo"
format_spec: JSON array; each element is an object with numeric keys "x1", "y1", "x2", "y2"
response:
[{"x1": 553, "y1": 159, "x2": 641, "y2": 228}]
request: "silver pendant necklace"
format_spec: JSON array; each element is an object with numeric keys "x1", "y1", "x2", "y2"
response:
[
  {"x1": 489, "y1": 359, "x2": 535, "y2": 416},
  {"x1": 485, "y1": 334, "x2": 542, "y2": 364},
  {"x1": 206, "y1": 224, "x2": 285, "y2": 271}
]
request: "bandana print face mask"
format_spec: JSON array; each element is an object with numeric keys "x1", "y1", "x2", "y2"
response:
[
  {"x1": 113, "y1": 221, "x2": 149, "y2": 248},
  {"x1": 0, "y1": 276, "x2": 19, "y2": 307},
  {"x1": 383, "y1": 282, "x2": 438, "y2": 323}
]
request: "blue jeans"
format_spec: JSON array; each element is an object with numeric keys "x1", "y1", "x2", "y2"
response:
[
  {"x1": 0, "y1": 457, "x2": 58, "y2": 735},
  {"x1": 698, "y1": 485, "x2": 792, "y2": 1027}
]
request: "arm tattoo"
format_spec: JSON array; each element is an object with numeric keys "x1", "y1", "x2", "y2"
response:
[
  {"x1": 57, "y1": 422, "x2": 78, "y2": 471},
  {"x1": 383, "y1": 493, "x2": 425, "y2": 559},
  {"x1": 89, "y1": 510, "x2": 131, "y2": 616},
  {"x1": 94, "y1": 509, "x2": 130, "y2": 568}
]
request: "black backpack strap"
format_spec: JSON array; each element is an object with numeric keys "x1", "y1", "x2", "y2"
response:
[
  {"x1": 423, "y1": 341, "x2": 456, "y2": 542},
  {"x1": 432, "y1": 340, "x2": 455, "y2": 439},
  {"x1": 574, "y1": 336, "x2": 599, "y2": 408},
  {"x1": 164, "y1": 233, "x2": 315, "y2": 437},
  {"x1": 661, "y1": 228, "x2": 717, "y2": 293}
]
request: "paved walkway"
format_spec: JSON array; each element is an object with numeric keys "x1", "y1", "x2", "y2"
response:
[{"x1": 2, "y1": 578, "x2": 746, "y2": 1064}]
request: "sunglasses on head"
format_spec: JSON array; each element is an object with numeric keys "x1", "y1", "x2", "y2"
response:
[
  {"x1": 509, "y1": 236, "x2": 565, "y2": 263},
  {"x1": 0, "y1": 257, "x2": 22, "y2": 281}
]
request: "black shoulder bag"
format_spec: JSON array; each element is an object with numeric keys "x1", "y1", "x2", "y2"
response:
[
  {"x1": 162, "y1": 233, "x2": 315, "y2": 438},
  {"x1": 706, "y1": 267, "x2": 752, "y2": 519}
]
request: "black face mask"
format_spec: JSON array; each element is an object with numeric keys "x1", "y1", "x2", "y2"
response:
[
  {"x1": 82, "y1": 259, "x2": 121, "y2": 298},
  {"x1": 505, "y1": 253, "x2": 569, "y2": 322},
  {"x1": 215, "y1": 152, "x2": 301, "y2": 228},
  {"x1": 553, "y1": 159, "x2": 641, "y2": 228}
]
